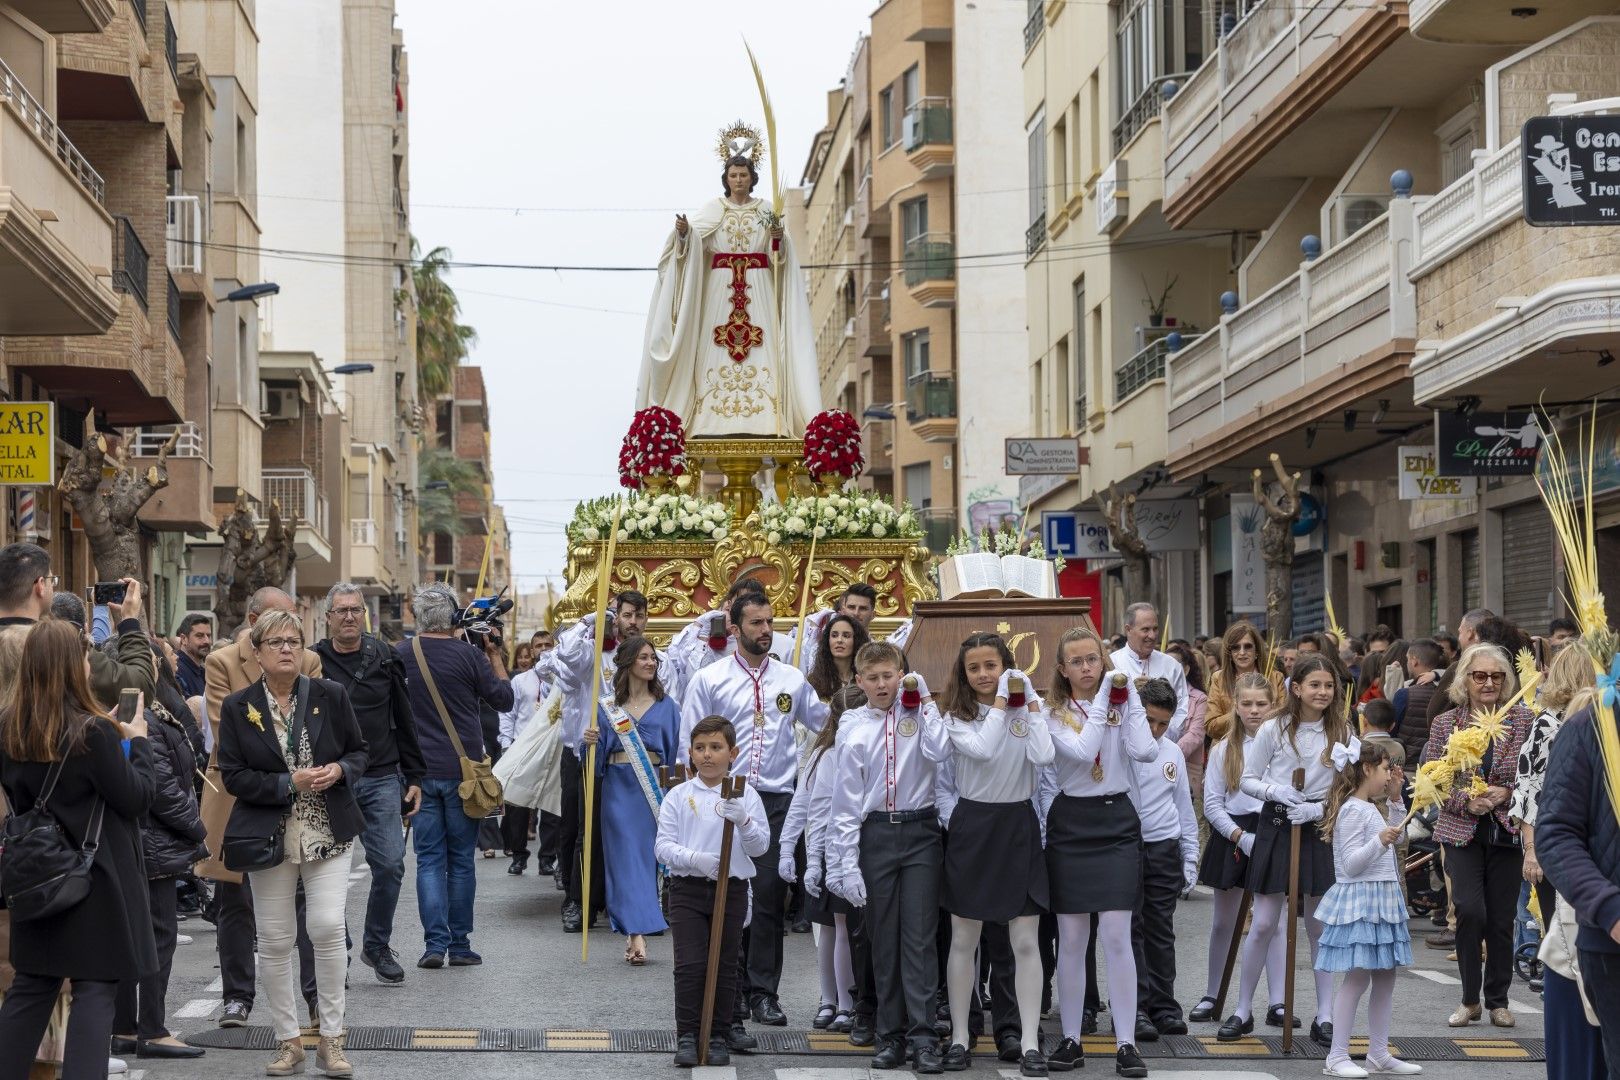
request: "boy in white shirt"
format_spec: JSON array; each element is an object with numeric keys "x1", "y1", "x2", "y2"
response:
[{"x1": 655, "y1": 716, "x2": 772, "y2": 1068}]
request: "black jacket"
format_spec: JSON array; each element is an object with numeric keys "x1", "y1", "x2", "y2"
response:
[
  {"x1": 0, "y1": 716, "x2": 157, "y2": 981},
  {"x1": 312, "y1": 635, "x2": 425, "y2": 786},
  {"x1": 218, "y1": 676, "x2": 368, "y2": 853},
  {"x1": 142, "y1": 705, "x2": 208, "y2": 878},
  {"x1": 1537, "y1": 705, "x2": 1620, "y2": 954}
]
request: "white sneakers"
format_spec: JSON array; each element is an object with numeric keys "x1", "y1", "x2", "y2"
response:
[
  {"x1": 1323, "y1": 1060, "x2": 1369, "y2": 1078},
  {"x1": 1325, "y1": 1056, "x2": 1425, "y2": 1077},
  {"x1": 1368, "y1": 1059, "x2": 1424, "y2": 1075}
]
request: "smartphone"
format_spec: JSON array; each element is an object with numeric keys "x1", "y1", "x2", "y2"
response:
[
  {"x1": 116, "y1": 687, "x2": 141, "y2": 727},
  {"x1": 92, "y1": 580, "x2": 128, "y2": 605}
]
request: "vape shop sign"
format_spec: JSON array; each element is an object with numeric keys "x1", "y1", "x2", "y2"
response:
[{"x1": 1434, "y1": 410, "x2": 1540, "y2": 476}]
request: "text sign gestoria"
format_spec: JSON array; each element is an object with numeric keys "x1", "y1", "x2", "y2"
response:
[
  {"x1": 1522, "y1": 115, "x2": 1620, "y2": 227},
  {"x1": 0, "y1": 402, "x2": 54, "y2": 486},
  {"x1": 1005, "y1": 437, "x2": 1085, "y2": 476}
]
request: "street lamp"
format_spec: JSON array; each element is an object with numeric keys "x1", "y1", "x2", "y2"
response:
[
  {"x1": 333, "y1": 363, "x2": 375, "y2": 375},
  {"x1": 224, "y1": 282, "x2": 280, "y2": 303},
  {"x1": 861, "y1": 404, "x2": 897, "y2": 421}
]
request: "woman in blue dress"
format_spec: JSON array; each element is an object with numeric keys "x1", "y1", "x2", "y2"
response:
[{"x1": 584, "y1": 634, "x2": 678, "y2": 964}]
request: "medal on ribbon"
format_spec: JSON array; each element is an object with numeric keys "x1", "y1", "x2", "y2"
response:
[
  {"x1": 754, "y1": 709, "x2": 767, "y2": 728},
  {"x1": 1091, "y1": 758, "x2": 1105, "y2": 783}
]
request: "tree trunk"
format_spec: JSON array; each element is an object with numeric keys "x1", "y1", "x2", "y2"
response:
[
  {"x1": 55, "y1": 410, "x2": 178, "y2": 582},
  {"x1": 214, "y1": 491, "x2": 296, "y2": 639},
  {"x1": 1097, "y1": 483, "x2": 1153, "y2": 607},
  {"x1": 1253, "y1": 454, "x2": 1303, "y2": 639}
]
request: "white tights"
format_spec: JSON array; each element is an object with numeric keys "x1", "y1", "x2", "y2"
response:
[
  {"x1": 1056, "y1": 910, "x2": 1136, "y2": 1048},
  {"x1": 1202, "y1": 887, "x2": 1288, "y2": 1010},
  {"x1": 946, "y1": 915, "x2": 1042, "y2": 1053},
  {"x1": 1328, "y1": 968, "x2": 1398, "y2": 1067},
  {"x1": 1234, "y1": 892, "x2": 1332, "y2": 1024},
  {"x1": 814, "y1": 915, "x2": 855, "y2": 1012}
]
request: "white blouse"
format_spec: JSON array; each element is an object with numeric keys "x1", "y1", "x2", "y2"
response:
[
  {"x1": 1045, "y1": 680, "x2": 1159, "y2": 798},
  {"x1": 943, "y1": 699, "x2": 1056, "y2": 803}
]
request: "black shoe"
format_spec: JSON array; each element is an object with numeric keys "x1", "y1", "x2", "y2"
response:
[
  {"x1": 1081, "y1": 1009, "x2": 1098, "y2": 1036},
  {"x1": 813, "y1": 1003, "x2": 836, "y2": 1029},
  {"x1": 111, "y1": 1037, "x2": 138, "y2": 1054},
  {"x1": 449, "y1": 950, "x2": 482, "y2": 966},
  {"x1": 1115, "y1": 1044, "x2": 1147, "y2": 1078},
  {"x1": 361, "y1": 947, "x2": 405, "y2": 984},
  {"x1": 1046, "y1": 1037, "x2": 1083, "y2": 1072},
  {"x1": 850, "y1": 1014, "x2": 877, "y2": 1047},
  {"x1": 791, "y1": 917, "x2": 812, "y2": 934},
  {"x1": 136, "y1": 1040, "x2": 205, "y2": 1060},
  {"x1": 1216, "y1": 1014, "x2": 1253, "y2": 1042},
  {"x1": 1133, "y1": 1012, "x2": 1159, "y2": 1043},
  {"x1": 219, "y1": 1000, "x2": 251, "y2": 1028},
  {"x1": 1264, "y1": 1004, "x2": 1301, "y2": 1029},
  {"x1": 751, "y1": 995, "x2": 787, "y2": 1026},
  {"x1": 725, "y1": 1023, "x2": 757, "y2": 1052},
  {"x1": 536, "y1": 856, "x2": 557, "y2": 876},
  {"x1": 507, "y1": 857, "x2": 528, "y2": 875},
  {"x1": 830, "y1": 1012, "x2": 852, "y2": 1033},
  {"x1": 561, "y1": 900, "x2": 583, "y2": 933},
  {"x1": 417, "y1": 951, "x2": 445, "y2": 969},
  {"x1": 871, "y1": 1038, "x2": 908, "y2": 1069},
  {"x1": 1155, "y1": 1015, "x2": 1187, "y2": 1036},
  {"x1": 706, "y1": 1039, "x2": 730, "y2": 1066},
  {"x1": 673, "y1": 1034, "x2": 699, "y2": 1067},
  {"x1": 1311, "y1": 1019, "x2": 1333, "y2": 1046},
  {"x1": 1188, "y1": 997, "x2": 1217, "y2": 1023},
  {"x1": 999, "y1": 1033, "x2": 1023, "y2": 1063},
  {"x1": 915, "y1": 1043, "x2": 944, "y2": 1074},
  {"x1": 942, "y1": 1043, "x2": 971, "y2": 1071},
  {"x1": 1022, "y1": 1050, "x2": 1049, "y2": 1077}
]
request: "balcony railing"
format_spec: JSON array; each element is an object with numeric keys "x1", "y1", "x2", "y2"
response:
[
  {"x1": 858, "y1": 281, "x2": 891, "y2": 356},
  {"x1": 1025, "y1": 216, "x2": 1046, "y2": 258},
  {"x1": 1113, "y1": 73, "x2": 1185, "y2": 154},
  {"x1": 166, "y1": 271, "x2": 180, "y2": 341},
  {"x1": 163, "y1": 4, "x2": 177, "y2": 78},
  {"x1": 350, "y1": 519, "x2": 378, "y2": 547},
  {"x1": 1115, "y1": 338, "x2": 1171, "y2": 403},
  {"x1": 130, "y1": 0, "x2": 146, "y2": 30},
  {"x1": 902, "y1": 234, "x2": 955, "y2": 287},
  {"x1": 903, "y1": 98, "x2": 952, "y2": 151},
  {"x1": 259, "y1": 468, "x2": 329, "y2": 535},
  {"x1": 905, "y1": 372, "x2": 957, "y2": 424},
  {"x1": 1074, "y1": 393, "x2": 1088, "y2": 429},
  {"x1": 1023, "y1": 0, "x2": 1044, "y2": 52},
  {"x1": 132, "y1": 421, "x2": 202, "y2": 458},
  {"x1": 0, "y1": 56, "x2": 105, "y2": 204},
  {"x1": 166, "y1": 194, "x2": 202, "y2": 272},
  {"x1": 921, "y1": 506, "x2": 958, "y2": 554},
  {"x1": 113, "y1": 215, "x2": 149, "y2": 312},
  {"x1": 1411, "y1": 139, "x2": 1520, "y2": 274},
  {"x1": 860, "y1": 416, "x2": 894, "y2": 475}
]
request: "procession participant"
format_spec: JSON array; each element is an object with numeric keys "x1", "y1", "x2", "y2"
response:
[
  {"x1": 830, "y1": 642, "x2": 950, "y2": 1073},
  {"x1": 806, "y1": 612, "x2": 870, "y2": 702},
  {"x1": 1042, "y1": 627, "x2": 1157, "y2": 1077},
  {"x1": 1220, "y1": 654, "x2": 1350, "y2": 1046},
  {"x1": 791, "y1": 584, "x2": 878, "y2": 673},
  {"x1": 679, "y1": 591, "x2": 828, "y2": 1026},
  {"x1": 1110, "y1": 604, "x2": 1189, "y2": 741},
  {"x1": 1128, "y1": 679, "x2": 1199, "y2": 1040},
  {"x1": 936, "y1": 633, "x2": 1054, "y2": 1077},
  {"x1": 669, "y1": 578, "x2": 793, "y2": 685},
  {"x1": 528, "y1": 630, "x2": 562, "y2": 875},
  {"x1": 582, "y1": 636, "x2": 679, "y2": 966},
  {"x1": 498, "y1": 638, "x2": 548, "y2": 876}
]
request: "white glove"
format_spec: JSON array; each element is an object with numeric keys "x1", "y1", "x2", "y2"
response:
[
  {"x1": 778, "y1": 851, "x2": 797, "y2": 882},
  {"x1": 995, "y1": 668, "x2": 1016, "y2": 701},
  {"x1": 843, "y1": 867, "x2": 868, "y2": 906},
  {"x1": 1184, "y1": 862, "x2": 1199, "y2": 893},
  {"x1": 1237, "y1": 832, "x2": 1255, "y2": 857},
  {"x1": 825, "y1": 868, "x2": 844, "y2": 901},
  {"x1": 1269, "y1": 785, "x2": 1306, "y2": 808},
  {"x1": 694, "y1": 852, "x2": 721, "y2": 880},
  {"x1": 804, "y1": 862, "x2": 823, "y2": 898},
  {"x1": 579, "y1": 612, "x2": 596, "y2": 628},
  {"x1": 716, "y1": 798, "x2": 749, "y2": 826},
  {"x1": 904, "y1": 671, "x2": 931, "y2": 705},
  {"x1": 1286, "y1": 802, "x2": 1324, "y2": 825}
]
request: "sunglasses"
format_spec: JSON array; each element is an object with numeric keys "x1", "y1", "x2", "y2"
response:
[{"x1": 1467, "y1": 671, "x2": 1507, "y2": 685}]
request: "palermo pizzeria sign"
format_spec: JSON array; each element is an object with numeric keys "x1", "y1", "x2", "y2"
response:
[{"x1": 1522, "y1": 114, "x2": 1620, "y2": 226}]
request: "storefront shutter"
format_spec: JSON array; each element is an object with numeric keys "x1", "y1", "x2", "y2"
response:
[
  {"x1": 1461, "y1": 529, "x2": 1482, "y2": 615},
  {"x1": 1500, "y1": 502, "x2": 1556, "y2": 632},
  {"x1": 1291, "y1": 551, "x2": 1324, "y2": 634}
]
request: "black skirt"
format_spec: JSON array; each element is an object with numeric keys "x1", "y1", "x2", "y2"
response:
[
  {"x1": 943, "y1": 798, "x2": 1049, "y2": 922},
  {"x1": 1199, "y1": 811, "x2": 1259, "y2": 891},
  {"x1": 1246, "y1": 801, "x2": 1335, "y2": 898},
  {"x1": 1045, "y1": 792, "x2": 1142, "y2": 914},
  {"x1": 804, "y1": 850, "x2": 854, "y2": 925}
]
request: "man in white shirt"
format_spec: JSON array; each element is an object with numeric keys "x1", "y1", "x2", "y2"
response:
[
  {"x1": 1109, "y1": 602, "x2": 1189, "y2": 740},
  {"x1": 498, "y1": 641, "x2": 554, "y2": 877}
]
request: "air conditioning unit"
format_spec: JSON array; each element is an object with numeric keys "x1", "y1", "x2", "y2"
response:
[
  {"x1": 844, "y1": 317, "x2": 856, "y2": 339},
  {"x1": 902, "y1": 112, "x2": 919, "y2": 149},
  {"x1": 1332, "y1": 195, "x2": 1391, "y2": 244},
  {"x1": 262, "y1": 387, "x2": 300, "y2": 420}
]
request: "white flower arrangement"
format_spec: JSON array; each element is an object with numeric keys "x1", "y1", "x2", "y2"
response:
[
  {"x1": 757, "y1": 492, "x2": 923, "y2": 543},
  {"x1": 945, "y1": 525, "x2": 1067, "y2": 575},
  {"x1": 567, "y1": 493, "x2": 730, "y2": 544}
]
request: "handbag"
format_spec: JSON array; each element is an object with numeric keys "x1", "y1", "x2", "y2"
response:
[
  {"x1": 221, "y1": 819, "x2": 286, "y2": 873},
  {"x1": 0, "y1": 740, "x2": 105, "y2": 922},
  {"x1": 412, "y1": 637, "x2": 504, "y2": 819}
]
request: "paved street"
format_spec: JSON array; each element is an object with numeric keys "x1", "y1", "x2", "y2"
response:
[{"x1": 135, "y1": 849, "x2": 1548, "y2": 1080}]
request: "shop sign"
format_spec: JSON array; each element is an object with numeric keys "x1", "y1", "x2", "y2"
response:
[
  {"x1": 1006, "y1": 437, "x2": 1086, "y2": 475},
  {"x1": 1435, "y1": 410, "x2": 1540, "y2": 475},
  {"x1": 1229, "y1": 494, "x2": 1266, "y2": 614},
  {"x1": 1398, "y1": 445, "x2": 1478, "y2": 499},
  {"x1": 0, "y1": 402, "x2": 55, "y2": 486},
  {"x1": 1522, "y1": 115, "x2": 1620, "y2": 227},
  {"x1": 1064, "y1": 499, "x2": 1200, "y2": 560}
]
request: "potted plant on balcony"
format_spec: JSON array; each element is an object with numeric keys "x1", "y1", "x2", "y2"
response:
[{"x1": 1143, "y1": 272, "x2": 1179, "y2": 328}]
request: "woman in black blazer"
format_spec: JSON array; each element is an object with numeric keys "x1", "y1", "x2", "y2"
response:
[
  {"x1": 218, "y1": 609, "x2": 367, "y2": 1078},
  {"x1": 0, "y1": 620, "x2": 156, "y2": 1080}
]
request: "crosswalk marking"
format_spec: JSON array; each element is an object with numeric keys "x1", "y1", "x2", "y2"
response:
[
  {"x1": 207, "y1": 977, "x2": 223, "y2": 993},
  {"x1": 691, "y1": 1068, "x2": 738, "y2": 1080},
  {"x1": 778, "y1": 1070, "x2": 901, "y2": 1080},
  {"x1": 1407, "y1": 967, "x2": 1462, "y2": 985},
  {"x1": 174, "y1": 998, "x2": 219, "y2": 1018},
  {"x1": 1507, "y1": 998, "x2": 1542, "y2": 1015}
]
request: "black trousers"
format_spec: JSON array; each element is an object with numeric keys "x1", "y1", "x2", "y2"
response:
[
  {"x1": 558, "y1": 749, "x2": 582, "y2": 894},
  {"x1": 669, "y1": 876, "x2": 749, "y2": 1039},
  {"x1": 861, "y1": 815, "x2": 943, "y2": 1047},
  {"x1": 114, "y1": 878, "x2": 179, "y2": 1039},
  {"x1": 216, "y1": 876, "x2": 316, "y2": 1006},
  {"x1": 0, "y1": 973, "x2": 117, "y2": 1080},
  {"x1": 1575, "y1": 949, "x2": 1620, "y2": 1080},
  {"x1": 1132, "y1": 837, "x2": 1184, "y2": 1024},
  {"x1": 561, "y1": 750, "x2": 605, "y2": 909},
  {"x1": 537, "y1": 809, "x2": 562, "y2": 864},
  {"x1": 847, "y1": 906, "x2": 877, "y2": 1022},
  {"x1": 741, "y1": 790, "x2": 793, "y2": 1003},
  {"x1": 1445, "y1": 837, "x2": 1522, "y2": 1009},
  {"x1": 502, "y1": 803, "x2": 532, "y2": 860}
]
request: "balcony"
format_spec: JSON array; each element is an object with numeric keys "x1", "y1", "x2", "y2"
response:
[
  {"x1": 1412, "y1": 0, "x2": 1614, "y2": 44},
  {"x1": 855, "y1": 168, "x2": 887, "y2": 239},
  {"x1": 57, "y1": 0, "x2": 152, "y2": 123},
  {"x1": 350, "y1": 518, "x2": 383, "y2": 584},
  {"x1": 1165, "y1": 198, "x2": 1417, "y2": 478},
  {"x1": 1114, "y1": 74, "x2": 1184, "y2": 156},
  {"x1": 0, "y1": 58, "x2": 119, "y2": 335},
  {"x1": 163, "y1": 4, "x2": 177, "y2": 78},
  {"x1": 861, "y1": 416, "x2": 894, "y2": 476},
  {"x1": 130, "y1": 422, "x2": 213, "y2": 531},
  {"x1": 166, "y1": 194, "x2": 202, "y2": 274},
  {"x1": 112, "y1": 215, "x2": 148, "y2": 312},
  {"x1": 905, "y1": 371, "x2": 957, "y2": 443},
  {"x1": 1115, "y1": 337, "x2": 1172, "y2": 404},
  {"x1": 903, "y1": 98, "x2": 953, "y2": 178},
  {"x1": 10, "y1": 0, "x2": 115, "y2": 32},
  {"x1": 857, "y1": 281, "x2": 891, "y2": 357},
  {"x1": 1023, "y1": 0, "x2": 1044, "y2": 53},
  {"x1": 902, "y1": 233, "x2": 955, "y2": 307},
  {"x1": 895, "y1": 0, "x2": 952, "y2": 42},
  {"x1": 1025, "y1": 216, "x2": 1046, "y2": 259},
  {"x1": 920, "y1": 506, "x2": 958, "y2": 555},
  {"x1": 257, "y1": 467, "x2": 332, "y2": 561},
  {"x1": 165, "y1": 271, "x2": 180, "y2": 342}
]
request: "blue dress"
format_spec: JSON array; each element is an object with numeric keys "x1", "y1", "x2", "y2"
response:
[{"x1": 594, "y1": 696, "x2": 680, "y2": 935}]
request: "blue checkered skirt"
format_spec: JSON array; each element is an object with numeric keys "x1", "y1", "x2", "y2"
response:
[{"x1": 1313, "y1": 880, "x2": 1412, "y2": 971}]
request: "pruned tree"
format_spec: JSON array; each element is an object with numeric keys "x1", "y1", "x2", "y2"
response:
[
  {"x1": 1252, "y1": 453, "x2": 1303, "y2": 638},
  {"x1": 214, "y1": 490, "x2": 296, "y2": 639},
  {"x1": 1096, "y1": 482, "x2": 1151, "y2": 602},
  {"x1": 55, "y1": 408, "x2": 178, "y2": 582}
]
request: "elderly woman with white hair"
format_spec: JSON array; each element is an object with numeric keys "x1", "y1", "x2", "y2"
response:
[{"x1": 395, "y1": 583, "x2": 513, "y2": 969}]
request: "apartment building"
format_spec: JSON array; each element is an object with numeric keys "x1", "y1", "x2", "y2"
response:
[
  {"x1": 424, "y1": 365, "x2": 507, "y2": 602},
  {"x1": 1155, "y1": 1, "x2": 1615, "y2": 636}
]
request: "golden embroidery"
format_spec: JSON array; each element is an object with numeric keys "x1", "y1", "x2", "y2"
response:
[
  {"x1": 702, "y1": 363, "x2": 771, "y2": 419},
  {"x1": 719, "y1": 202, "x2": 761, "y2": 252}
]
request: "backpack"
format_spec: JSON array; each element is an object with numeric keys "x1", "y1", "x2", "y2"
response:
[{"x1": 0, "y1": 738, "x2": 104, "y2": 922}]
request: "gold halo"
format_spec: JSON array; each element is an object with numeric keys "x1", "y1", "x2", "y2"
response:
[{"x1": 715, "y1": 120, "x2": 766, "y2": 166}]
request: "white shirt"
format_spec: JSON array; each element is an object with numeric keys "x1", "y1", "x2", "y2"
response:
[
  {"x1": 1332, "y1": 796, "x2": 1401, "y2": 883},
  {"x1": 943, "y1": 700, "x2": 1055, "y2": 803},
  {"x1": 655, "y1": 777, "x2": 772, "y2": 879},
  {"x1": 1131, "y1": 735, "x2": 1199, "y2": 872},
  {"x1": 831, "y1": 701, "x2": 951, "y2": 874},
  {"x1": 1240, "y1": 716, "x2": 1339, "y2": 802},
  {"x1": 805, "y1": 744, "x2": 840, "y2": 868},
  {"x1": 498, "y1": 668, "x2": 547, "y2": 749},
  {"x1": 1045, "y1": 681, "x2": 1160, "y2": 798},
  {"x1": 1202, "y1": 736, "x2": 1262, "y2": 843},
  {"x1": 541, "y1": 618, "x2": 681, "y2": 753},
  {"x1": 677, "y1": 654, "x2": 828, "y2": 794},
  {"x1": 1110, "y1": 646, "x2": 1190, "y2": 739},
  {"x1": 670, "y1": 609, "x2": 796, "y2": 677}
]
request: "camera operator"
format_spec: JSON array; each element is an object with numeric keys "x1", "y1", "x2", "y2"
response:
[{"x1": 395, "y1": 584, "x2": 513, "y2": 968}]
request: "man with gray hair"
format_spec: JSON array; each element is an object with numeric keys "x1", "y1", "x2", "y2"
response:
[
  {"x1": 1109, "y1": 602, "x2": 1189, "y2": 741},
  {"x1": 396, "y1": 582, "x2": 513, "y2": 968},
  {"x1": 313, "y1": 583, "x2": 423, "y2": 985}
]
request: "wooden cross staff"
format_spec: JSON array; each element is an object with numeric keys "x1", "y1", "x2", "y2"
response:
[{"x1": 697, "y1": 775, "x2": 747, "y2": 1065}]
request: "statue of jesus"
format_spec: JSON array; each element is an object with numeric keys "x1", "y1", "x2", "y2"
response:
[{"x1": 636, "y1": 123, "x2": 823, "y2": 438}]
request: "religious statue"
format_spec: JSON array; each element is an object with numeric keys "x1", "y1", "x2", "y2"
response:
[{"x1": 637, "y1": 121, "x2": 822, "y2": 438}]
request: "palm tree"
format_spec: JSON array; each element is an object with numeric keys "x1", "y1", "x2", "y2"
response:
[
  {"x1": 412, "y1": 239, "x2": 476, "y2": 400},
  {"x1": 417, "y1": 447, "x2": 485, "y2": 542}
]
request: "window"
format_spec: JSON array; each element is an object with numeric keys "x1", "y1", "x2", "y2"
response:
[
  {"x1": 903, "y1": 462, "x2": 932, "y2": 509},
  {"x1": 1086, "y1": 72, "x2": 1101, "y2": 178},
  {"x1": 1031, "y1": 358, "x2": 1044, "y2": 436},
  {"x1": 1072, "y1": 279, "x2": 1087, "y2": 426},
  {"x1": 901, "y1": 197, "x2": 928, "y2": 244},
  {"x1": 1438, "y1": 106, "x2": 1481, "y2": 187},
  {"x1": 1052, "y1": 116, "x2": 1068, "y2": 205},
  {"x1": 1027, "y1": 108, "x2": 1047, "y2": 228},
  {"x1": 880, "y1": 87, "x2": 896, "y2": 149},
  {"x1": 1054, "y1": 338, "x2": 1070, "y2": 434},
  {"x1": 902, "y1": 64, "x2": 919, "y2": 115},
  {"x1": 903, "y1": 329, "x2": 931, "y2": 382},
  {"x1": 1114, "y1": 0, "x2": 1203, "y2": 149}
]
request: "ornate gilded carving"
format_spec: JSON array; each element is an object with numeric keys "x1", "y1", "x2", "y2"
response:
[{"x1": 612, "y1": 556, "x2": 704, "y2": 619}]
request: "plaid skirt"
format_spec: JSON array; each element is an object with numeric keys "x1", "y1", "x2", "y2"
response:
[{"x1": 1314, "y1": 880, "x2": 1412, "y2": 972}]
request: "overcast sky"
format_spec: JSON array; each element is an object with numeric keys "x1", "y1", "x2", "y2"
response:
[{"x1": 393, "y1": 0, "x2": 877, "y2": 594}]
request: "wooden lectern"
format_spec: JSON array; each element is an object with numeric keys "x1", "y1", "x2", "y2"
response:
[{"x1": 902, "y1": 598, "x2": 1096, "y2": 688}]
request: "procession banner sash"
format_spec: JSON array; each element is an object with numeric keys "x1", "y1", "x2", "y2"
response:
[{"x1": 600, "y1": 696, "x2": 664, "y2": 823}]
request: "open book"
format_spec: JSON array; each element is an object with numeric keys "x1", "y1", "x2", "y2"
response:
[{"x1": 938, "y1": 553, "x2": 1057, "y2": 600}]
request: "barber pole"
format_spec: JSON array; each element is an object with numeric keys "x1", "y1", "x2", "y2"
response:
[{"x1": 16, "y1": 488, "x2": 36, "y2": 539}]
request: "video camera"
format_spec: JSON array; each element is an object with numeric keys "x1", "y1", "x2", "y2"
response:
[{"x1": 455, "y1": 587, "x2": 513, "y2": 650}]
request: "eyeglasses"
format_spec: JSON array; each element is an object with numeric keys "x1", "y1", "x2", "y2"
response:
[
  {"x1": 262, "y1": 637, "x2": 303, "y2": 652},
  {"x1": 330, "y1": 607, "x2": 365, "y2": 619},
  {"x1": 1063, "y1": 655, "x2": 1104, "y2": 668},
  {"x1": 1467, "y1": 671, "x2": 1507, "y2": 685},
  {"x1": 1231, "y1": 642, "x2": 1256, "y2": 652},
  {"x1": 36, "y1": 574, "x2": 58, "y2": 590}
]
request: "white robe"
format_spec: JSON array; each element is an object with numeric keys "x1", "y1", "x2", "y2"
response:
[{"x1": 638, "y1": 196, "x2": 822, "y2": 437}]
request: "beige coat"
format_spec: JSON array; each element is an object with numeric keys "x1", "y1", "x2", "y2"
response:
[{"x1": 195, "y1": 638, "x2": 322, "y2": 883}]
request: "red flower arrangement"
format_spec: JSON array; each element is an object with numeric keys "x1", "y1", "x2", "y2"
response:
[
  {"x1": 803, "y1": 409, "x2": 865, "y2": 481},
  {"x1": 618, "y1": 406, "x2": 687, "y2": 489}
]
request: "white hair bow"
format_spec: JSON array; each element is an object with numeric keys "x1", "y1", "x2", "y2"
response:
[{"x1": 1330, "y1": 736, "x2": 1362, "y2": 773}]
